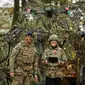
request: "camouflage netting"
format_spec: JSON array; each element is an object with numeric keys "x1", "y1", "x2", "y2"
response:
[
  {"x1": 2, "y1": 1, "x2": 85, "y2": 61},
  {"x1": 0, "y1": 41, "x2": 8, "y2": 61},
  {"x1": 0, "y1": 1, "x2": 85, "y2": 84},
  {"x1": 70, "y1": 1, "x2": 85, "y2": 28}
]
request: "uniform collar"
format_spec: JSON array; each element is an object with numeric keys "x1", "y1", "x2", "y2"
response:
[
  {"x1": 21, "y1": 40, "x2": 33, "y2": 47},
  {"x1": 49, "y1": 46, "x2": 59, "y2": 50}
]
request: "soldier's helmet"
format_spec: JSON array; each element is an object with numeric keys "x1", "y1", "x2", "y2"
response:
[{"x1": 48, "y1": 34, "x2": 59, "y2": 42}]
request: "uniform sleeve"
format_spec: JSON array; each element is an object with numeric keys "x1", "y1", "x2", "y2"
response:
[
  {"x1": 61, "y1": 49, "x2": 68, "y2": 61},
  {"x1": 9, "y1": 43, "x2": 21, "y2": 72}
]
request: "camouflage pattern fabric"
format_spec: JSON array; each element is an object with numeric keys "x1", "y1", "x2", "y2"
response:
[
  {"x1": 9, "y1": 40, "x2": 39, "y2": 85},
  {"x1": 11, "y1": 73, "x2": 34, "y2": 85},
  {"x1": 42, "y1": 46, "x2": 67, "y2": 78}
]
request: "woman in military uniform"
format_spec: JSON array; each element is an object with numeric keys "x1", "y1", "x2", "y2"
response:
[{"x1": 41, "y1": 34, "x2": 68, "y2": 85}]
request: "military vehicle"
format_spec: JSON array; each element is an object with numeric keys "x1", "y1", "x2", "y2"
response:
[{"x1": 0, "y1": 1, "x2": 85, "y2": 85}]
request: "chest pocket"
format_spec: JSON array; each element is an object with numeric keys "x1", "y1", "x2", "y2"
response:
[
  {"x1": 17, "y1": 46, "x2": 35, "y2": 64},
  {"x1": 48, "y1": 49, "x2": 62, "y2": 61}
]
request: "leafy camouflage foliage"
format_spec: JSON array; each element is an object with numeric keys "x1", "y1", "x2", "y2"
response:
[
  {"x1": 0, "y1": 41, "x2": 8, "y2": 60},
  {"x1": 3, "y1": 1, "x2": 85, "y2": 61},
  {"x1": 41, "y1": 0, "x2": 72, "y2": 4},
  {"x1": 0, "y1": 1, "x2": 85, "y2": 85}
]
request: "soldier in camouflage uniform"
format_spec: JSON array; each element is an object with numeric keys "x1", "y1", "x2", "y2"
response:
[
  {"x1": 9, "y1": 31, "x2": 39, "y2": 85},
  {"x1": 41, "y1": 34, "x2": 68, "y2": 85}
]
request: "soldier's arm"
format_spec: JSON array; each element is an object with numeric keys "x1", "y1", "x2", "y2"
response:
[
  {"x1": 9, "y1": 43, "x2": 21, "y2": 72},
  {"x1": 61, "y1": 48, "x2": 68, "y2": 62}
]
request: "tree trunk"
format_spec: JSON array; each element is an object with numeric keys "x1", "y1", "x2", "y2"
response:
[
  {"x1": 22, "y1": 0, "x2": 26, "y2": 9},
  {"x1": 12, "y1": 0, "x2": 19, "y2": 26}
]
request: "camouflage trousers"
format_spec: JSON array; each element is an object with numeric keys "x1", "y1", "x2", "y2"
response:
[{"x1": 11, "y1": 73, "x2": 34, "y2": 85}]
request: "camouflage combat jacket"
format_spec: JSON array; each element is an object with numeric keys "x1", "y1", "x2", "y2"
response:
[
  {"x1": 42, "y1": 46, "x2": 67, "y2": 78},
  {"x1": 9, "y1": 40, "x2": 39, "y2": 76}
]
